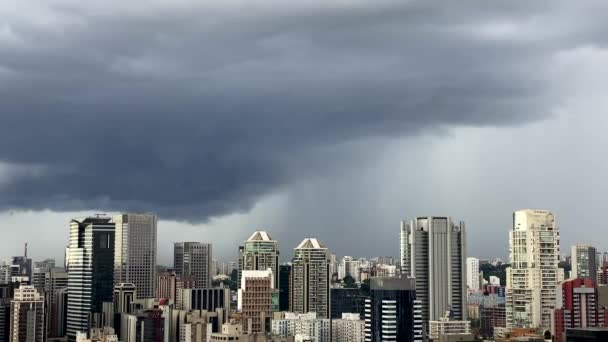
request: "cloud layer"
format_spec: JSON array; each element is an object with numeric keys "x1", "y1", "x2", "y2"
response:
[{"x1": 1, "y1": 0, "x2": 605, "y2": 220}]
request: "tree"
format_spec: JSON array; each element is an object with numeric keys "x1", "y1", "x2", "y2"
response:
[{"x1": 343, "y1": 275, "x2": 357, "y2": 288}]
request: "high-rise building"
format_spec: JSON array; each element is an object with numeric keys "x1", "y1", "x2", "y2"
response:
[
  {"x1": 571, "y1": 244, "x2": 597, "y2": 281},
  {"x1": 550, "y1": 278, "x2": 608, "y2": 342},
  {"x1": 238, "y1": 269, "x2": 274, "y2": 333},
  {"x1": 466, "y1": 258, "x2": 480, "y2": 291},
  {"x1": 174, "y1": 242, "x2": 212, "y2": 289},
  {"x1": 364, "y1": 277, "x2": 422, "y2": 342},
  {"x1": 279, "y1": 264, "x2": 291, "y2": 312},
  {"x1": 338, "y1": 257, "x2": 361, "y2": 283},
  {"x1": 331, "y1": 313, "x2": 364, "y2": 342},
  {"x1": 400, "y1": 217, "x2": 467, "y2": 324},
  {"x1": 238, "y1": 231, "x2": 280, "y2": 289},
  {"x1": 290, "y1": 238, "x2": 330, "y2": 318},
  {"x1": 506, "y1": 209, "x2": 559, "y2": 329},
  {"x1": 9, "y1": 285, "x2": 45, "y2": 342},
  {"x1": 54, "y1": 287, "x2": 69, "y2": 338},
  {"x1": 114, "y1": 283, "x2": 137, "y2": 315},
  {"x1": 32, "y1": 259, "x2": 55, "y2": 291},
  {"x1": 330, "y1": 288, "x2": 368, "y2": 320},
  {"x1": 155, "y1": 270, "x2": 196, "y2": 303},
  {"x1": 177, "y1": 288, "x2": 230, "y2": 313},
  {"x1": 45, "y1": 267, "x2": 68, "y2": 337},
  {"x1": 66, "y1": 216, "x2": 116, "y2": 341},
  {"x1": 113, "y1": 214, "x2": 158, "y2": 299}
]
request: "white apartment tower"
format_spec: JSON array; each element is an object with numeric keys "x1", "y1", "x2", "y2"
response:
[
  {"x1": 466, "y1": 258, "x2": 480, "y2": 290},
  {"x1": 400, "y1": 217, "x2": 467, "y2": 324},
  {"x1": 506, "y1": 209, "x2": 559, "y2": 329},
  {"x1": 113, "y1": 213, "x2": 158, "y2": 298},
  {"x1": 290, "y1": 238, "x2": 331, "y2": 318},
  {"x1": 571, "y1": 244, "x2": 597, "y2": 281}
]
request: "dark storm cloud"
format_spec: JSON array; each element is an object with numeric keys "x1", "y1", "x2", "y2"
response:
[{"x1": 0, "y1": 0, "x2": 605, "y2": 220}]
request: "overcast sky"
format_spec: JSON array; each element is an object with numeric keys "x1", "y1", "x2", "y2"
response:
[{"x1": 1, "y1": 0, "x2": 608, "y2": 265}]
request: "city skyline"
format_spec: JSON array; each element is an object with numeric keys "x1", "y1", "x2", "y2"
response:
[{"x1": 2, "y1": 1, "x2": 608, "y2": 265}]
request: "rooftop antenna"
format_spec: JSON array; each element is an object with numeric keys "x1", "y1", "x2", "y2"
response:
[{"x1": 24, "y1": 242, "x2": 28, "y2": 258}]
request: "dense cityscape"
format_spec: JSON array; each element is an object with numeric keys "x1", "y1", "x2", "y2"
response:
[{"x1": 0, "y1": 209, "x2": 605, "y2": 341}]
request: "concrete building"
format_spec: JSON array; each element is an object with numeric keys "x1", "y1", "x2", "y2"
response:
[
  {"x1": 76, "y1": 327, "x2": 119, "y2": 342},
  {"x1": 506, "y1": 209, "x2": 559, "y2": 329},
  {"x1": 239, "y1": 269, "x2": 274, "y2": 333},
  {"x1": 239, "y1": 231, "x2": 280, "y2": 288},
  {"x1": 400, "y1": 217, "x2": 467, "y2": 325},
  {"x1": 466, "y1": 258, "x2": 480, "y2": 291},
  {"x1": 178, "y1": 288, "x2": 231, "y2": 316},
  {"x1": 155, "y1": 270, "x2": 197, "y2": 303},
  {"x1": 331, "y1": 313, "x2": 364, "y2": 342},
  {"x1": 44, "y1": 267, "x2": 69, "y2": 337},
  {"x1": 271, "y1": 312, "x2": 330, "y2": 342},
  {"x1": 113, "y1": 214, "x2": 158, "y2": 299},
  {"x1": 550, "y1": 278, "x2": 608, "y2": 342},
  {"x1": 572, "y1": 245, "x2": 598, "y2": 281},
  {"x1": 212, "y1": 322, "x2": 294, "y2": 342},
  {"x1": 174, "y1": 242, "x2": 213, "y2": 289},
  {"x1": 114, "y1": 283, "x2": 137, "y2": 314},
  {"x1": 429, "y1": 315, "x2": 471, "y2": 341},
  {"x1": 364, "y1": 277, "x2": 423, "y2": 342},
  {"x1": 338, "y1": 257, "x2": 361, "y2": 283},
  {"x1": 9, "y1": 285, "x2": 45, "y2": 342},
  {"x1": 66, "y1": 216, "x2": 116, "y2": 341},
  {"x1": 290, "y1": 239, "x2": 330, "y2": 318}
]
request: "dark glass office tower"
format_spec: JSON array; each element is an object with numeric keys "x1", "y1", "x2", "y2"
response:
[
  {"x1": 364, "y1": 277, "x2": 422, "y2": 342},
  {"x1": 330, "y1": 287, "x2": 368, "y2": 319},
  {"x1": 279, "y1": 264, "x2": 291, "y2": 311},
  {"x1": 66, "y1": 216, "x2": 115, "y2": 342}
]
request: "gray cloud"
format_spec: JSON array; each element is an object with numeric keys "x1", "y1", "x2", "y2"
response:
[{"x1": 0, "y1": 0, "x2": 606, "y2": 221}]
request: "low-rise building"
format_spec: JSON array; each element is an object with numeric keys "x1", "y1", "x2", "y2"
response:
[{"x1": 331, "y1": 313, "x2": 364, "y2": 342}]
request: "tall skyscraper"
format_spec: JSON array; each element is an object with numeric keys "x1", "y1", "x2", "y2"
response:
[
  {"x1": 279, "y1": 264, "x2": 291, "y2": 311},
  {"x1": 571, "y1": 244, "x2": 597, "y2": 281},
  {"x1": 506, "y1": 209, "x2": 559, "y2": 329},
  {"x1": 45, "y1": 267, "x2": 68, "y2": 337},
  {"x1": 551, "y1": 278, "x2": 608, "y2": 342},
  {"x1": 364, "y1": 277, "x2": 422, "y2": 342},
  {"x1": 466, "y1": 258, "x2": 480, "y2": 290},
  {"x1": 238, "y1": 231, "x2": 279, "y2": 288},
  {"x1": 238, "y1": 269, "x2": 274, "y2": 333},
  {"x1": 66, "y1": 216, "x2": 116, "y2": 341},
  {"x1": 174, "y1": 242, "x2": 212, "y2": 289},
  {"x1": 9, "y1": 285, "x2": 45, "y2": 342},
  {"x1": 400, "y1": 217, "x2": 467, "y2": 324},
  {"x1": 290, "y1": 238, "x2": 330, "y2": 318},
  {"x1": 113, "y1": 213, "x2": 158, "y2": 299}
]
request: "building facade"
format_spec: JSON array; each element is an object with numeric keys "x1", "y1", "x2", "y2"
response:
[
  {"x1": 428, "y1": 316, "x2": 471, "y2": 340},
  {"x1": 239, "y1": 231, "x2": 280, "y2": 288},
  {"x1": 506, "y1": 209, "x2": 559, "y2": 329},
  {"x1": 466, "y1": 258, "x2": 480, "y2": 291},
  {"x1": 239, "y1": 269, "x2": 274, "y2": 333},
  {"x1": 551, "y1": 278, "x2": 608, "y2": 342},
  {"x1": 571, "y1": 244, "x2": 597, "y2": 281},
  {"x1": 364, "y1": 277, "x2": 422, "y2": 342},
  {"x1": 113, "y1": 214, "x2": 158, "y2": 299},
  {"x1": 66, "y1": 216, "x2": 116, "y2": 341},
  {"x1": 400, "y1": 217, "x2": 467, "y2": 325},
  {"x1": 331, "y1": 313, "x2": 364, "y2": 342},
  {"x1": 290, "y1": 239, "x2": 330, "y2": 318},
  {"x1": 9, "y1": 285, "x2": 45, "y2": 342},
  {"x1": 271, "y1": 312, "x2": 330, "y2": 342},
  {"x1": 155, "y1": 270, "x2": 197, "y2": 303},
  {"x1": 174, "y1": 242, "x2": 213, "y2": 289}
]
